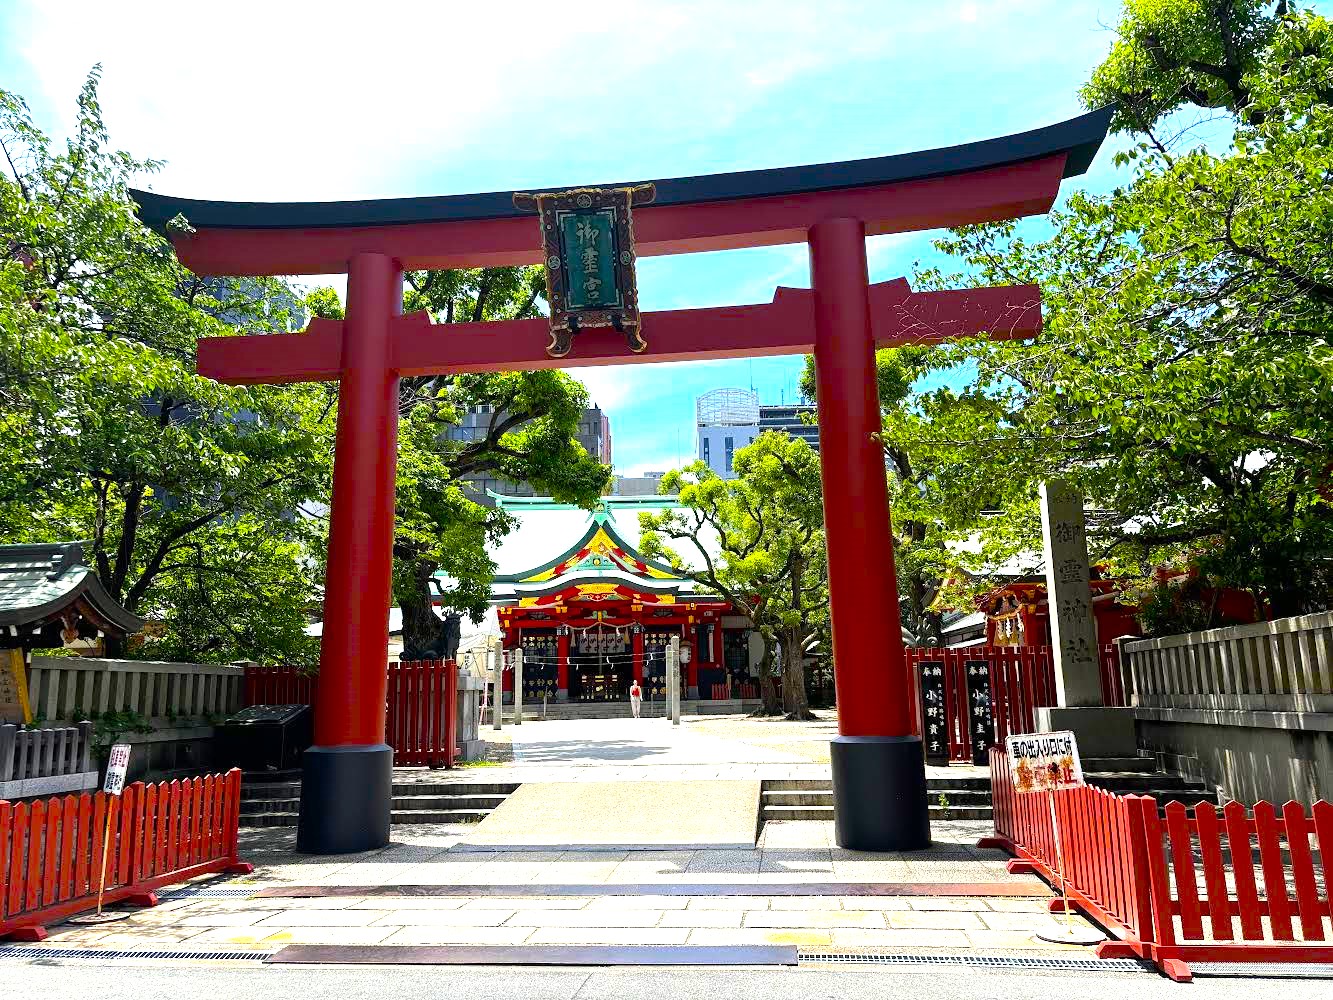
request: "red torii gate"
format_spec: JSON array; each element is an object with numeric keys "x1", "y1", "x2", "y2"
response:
[{"x1": 136, "y1": 107, "x2": 1110, "y2": 854}]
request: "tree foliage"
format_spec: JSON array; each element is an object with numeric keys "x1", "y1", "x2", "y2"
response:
[
  {"x1": 1, "y1": 70, "x2": 330, "y2": 664},
  {"x1": 860, "y1": 2, "x2": 1333, "y2": 621},
  {"x1": 639, "y1": 432, "x2": 826, "y2": 719}
]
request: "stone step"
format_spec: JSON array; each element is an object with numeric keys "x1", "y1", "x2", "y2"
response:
[
  {"x1": 1083, "y1": 756, "x2": 1158, "y2": 773},
  {"x1": 239, "y1": 812, "x2": 300, "y2": 827},
  {"x1": 241, "y1": 780, "x2": 517, "y2": 826},
  {"x1": 390, "y1": 782, "x2": 520, "y2": 795},
  {"x1": 762, "y1": 779, "x2": 834, "y2": 792},
  {"x1": 761, "y1": 791, "x2": 832, "y2": 807},
  {"x1": 239, "y1": 806, "x2": 496, "y2": 828},
  {"x1": 761, "y1": 804, "x2": 993, "y2": 822},
  {"x1": 241, "y1": 782, "x2": 303, "y2": 800},
  {"x1": 761, "y1": 789, "x2": 992, "y2": 808},
  {"x1": 1086, "y1": 772, "x2": 1205, "y2": 790},
  {"x1": 392, "y1": 809, "x2": 492, "y2": 824},
  {"x1": 392, "y1": 794, "x2": 507, "y2": 810},
  {"x1": 240, "y1": 798, "x2": 301, "y2": 815},
  {"x1": 925, "y1": 777, "x2": 992, "y2": 791},
  {"x1": 240, "y1": 768, "x2": 303, "y2": 784},
  {"x1": 762, "y1": 777, "x2": 990, "y2": 793},
  {"x1": 931, "y1": 805, "x2": 994, "y2": 820}
]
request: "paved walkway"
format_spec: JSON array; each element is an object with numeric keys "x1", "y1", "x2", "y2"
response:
[
  {"x1": 33, "y1": 820, "x2": 1086, "y2": 954},
  {"x1": 457, "y1": 780, "x2": 763, "y2": 850},
  {"x1": 397, "y1": 714, "x2": 985, "y2": 784},
  {"x1": 26, "y1": 716, "x2": 1083, "y2": 960}
]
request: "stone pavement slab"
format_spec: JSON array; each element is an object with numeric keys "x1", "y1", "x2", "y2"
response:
[
  {"x1": 30, "y1": 876, "x2": 1103, "y2": 961},
  {"x1": 458, "y1": 779, "x2": 762, "y2": 851}
]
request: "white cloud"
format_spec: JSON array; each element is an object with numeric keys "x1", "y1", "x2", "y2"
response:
[{"x1": 9, "y1": 0, "x2": 937, "y2": 206}]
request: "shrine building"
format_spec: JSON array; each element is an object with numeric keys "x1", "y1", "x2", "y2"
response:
[{"x1": 472, "y1": 493, "x2": 761, "y2": 705}]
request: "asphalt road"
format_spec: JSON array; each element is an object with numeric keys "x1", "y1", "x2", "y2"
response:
[{"x1": 2, "y1": 960, "x2": 1330, "y2": 999}]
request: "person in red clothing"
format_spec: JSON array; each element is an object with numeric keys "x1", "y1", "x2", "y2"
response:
[{"x1": 629, "y1": 679, "x2": 643, "y2": 718}]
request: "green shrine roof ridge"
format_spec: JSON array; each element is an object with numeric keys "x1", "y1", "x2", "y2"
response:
[
  {"x1": 130, "y1": 107, "x2": 1113, "y2": 233},
  {"x1": 490, "y1": 502, "x2": 686, "y2": 585}
]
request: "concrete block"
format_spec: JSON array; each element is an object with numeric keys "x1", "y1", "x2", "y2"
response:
[{"x1": 1035, "y1": 706, "x2": 1138, "y2": 758}]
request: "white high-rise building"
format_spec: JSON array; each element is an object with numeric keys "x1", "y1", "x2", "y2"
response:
[{"x1": 696, "y1": 388, "x2": 760, "y2": 479}]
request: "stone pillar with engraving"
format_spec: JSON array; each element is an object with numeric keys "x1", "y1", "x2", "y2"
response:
[{"x1": 1034, "y1": 480, "x2": 1136, "y2": 757}]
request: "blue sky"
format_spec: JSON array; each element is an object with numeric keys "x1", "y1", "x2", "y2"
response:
[{"x1": 1, "y1": 0, "x2": 1134, "y2": 474}]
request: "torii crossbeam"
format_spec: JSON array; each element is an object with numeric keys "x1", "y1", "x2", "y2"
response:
[{"x1": 138, "y1": 107, "x2": 1111, "y2": 855}]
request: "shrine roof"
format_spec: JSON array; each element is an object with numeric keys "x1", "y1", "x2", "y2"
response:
[
  {"x1": 469, "y1": 495, "x2": 721, "y2": 604},
  {"x1": 130, "y1": 108, "x2": 1112, "y2": 233},
  {"x1": 0, "y1": 542, "x2": 145, "y2": 635}
]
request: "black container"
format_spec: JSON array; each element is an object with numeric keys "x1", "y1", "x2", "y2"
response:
[{"x1": 216, "y1": 704, "x2": 313, "y2": 773}]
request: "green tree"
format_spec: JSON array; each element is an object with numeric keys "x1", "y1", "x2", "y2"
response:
[
  {"x1": 308, "y1": 268, "x2": 612, "y2": 655},
  {"x1": 865, "y1": 3, "x2": 1333, "y2": 620},
  {"x1": 639, "y1": 432, "x2": 826, "y2": 719},
  {"x1": 801, "y1": 347, "x2": 958, "y2": 643},
  {"x1": 1, "y1": 70, "x2": 330, "y2": 664}
]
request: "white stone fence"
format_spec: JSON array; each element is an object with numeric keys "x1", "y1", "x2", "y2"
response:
[
  {"x1": 1117, "y1": 611, "x2": 1333, "y2": 714},
  {"x1": 0, "y1": 722, "x2": 98, "y2": 798},
  {"x1": 27, "y1": 657, "x2": 245, "y2": 725}
]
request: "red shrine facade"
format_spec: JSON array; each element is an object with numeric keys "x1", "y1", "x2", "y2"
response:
[{"x1": 485, "y1": 499, "x2": 757, "y2": 705}]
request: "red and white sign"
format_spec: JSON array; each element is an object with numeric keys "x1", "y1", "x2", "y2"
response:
[
  {"x1": 1005, "y1": 731, "x2": 1084, "y2": 793},
  {"x1": 103, "y1": 743, "x2": 132, "y2": 795}
]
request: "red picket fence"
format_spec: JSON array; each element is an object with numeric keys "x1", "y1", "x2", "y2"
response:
[
  {"x1": 984, "y1": 748, "x2": 1333, "y2": 980},
  {"x1": 1098, "y1": 642, "x2": 1126, "y2": 707},
  {"x1": 907, "y1": 645, "x2": 1126, "y2": 763},
  {"x1": 244, "y1": 661, "x2": 459, "y2": 768},
  {"x1": 709, "y1": 682, "x2": 760, "y2": 700},
  {"x1": 243, "y1": 664, "x2": 317, "y2": 706},
  {"x1": 0, "y1": 768, "x2": 251, "y2": 941},
  {"x1": 386, "y1": 659, "x2": 458, "y2": 768}
]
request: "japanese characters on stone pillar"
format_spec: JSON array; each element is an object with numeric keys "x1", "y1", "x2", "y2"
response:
[{"x1": 1039, "y1": 480, "x2": 1102, "y2": 707}]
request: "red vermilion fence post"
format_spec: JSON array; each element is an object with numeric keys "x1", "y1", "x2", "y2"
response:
[{"x1": 0, "y1": 768, "x2": 251, "y2": 941}]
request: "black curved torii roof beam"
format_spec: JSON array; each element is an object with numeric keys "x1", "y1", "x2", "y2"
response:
[{"x1": 132, "y1": 107, "x2": 1112, "y2": 276}]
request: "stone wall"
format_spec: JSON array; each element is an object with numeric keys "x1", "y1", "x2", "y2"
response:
[{"x1": 1118, "y1": 613, "x2": 1333, "y2": 804}]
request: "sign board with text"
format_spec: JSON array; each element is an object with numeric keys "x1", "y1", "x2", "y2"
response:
[
  {"x1": 1005, "y1": 731, "x2": 1084, "y2": 793},
  {"x1": 963, "y1": 658, "x2": 994, "y2": 766},
  {"x1": 103, "y1": 743, "x2": 132, "y2": 795},
  {"x1": 917, "y1": 660, "x2": 949, "y2": 765}
]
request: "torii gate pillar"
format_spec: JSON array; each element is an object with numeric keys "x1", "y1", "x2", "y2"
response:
[
  {"x1": 296, "y1": 252, "x2": 403, "y2": 855},
  {"x1": 811, "y1": 219, "x2": 928, "y2": 850}
]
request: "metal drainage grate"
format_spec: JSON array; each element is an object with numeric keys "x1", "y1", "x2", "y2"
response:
[
  {"x1": 0, "y1": 947, "x2": 271, "y2": 962},
  {"x1": 799, "y1": 951, "x2": 1148, "y2": 973}
]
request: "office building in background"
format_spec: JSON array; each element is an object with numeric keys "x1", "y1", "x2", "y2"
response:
[{"x1": 696, "y1": 388, "x2": 819, "y2": 478}]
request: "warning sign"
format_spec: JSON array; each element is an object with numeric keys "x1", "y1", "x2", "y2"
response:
[
  {"x1": 103, "y1": 743, "x2": 132, "y2": 795},
  {"x1": 1005, "y1": 731, "x2": 1084, "y2": 793}
]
